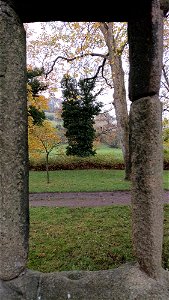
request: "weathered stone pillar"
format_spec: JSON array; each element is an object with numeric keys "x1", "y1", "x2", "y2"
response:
[
  {"x1": 128, "y1": 0, "x2": 164, "y2": 279},
  {"x1": 0, "y1": 1, "x2": 29, "y2": 280}
]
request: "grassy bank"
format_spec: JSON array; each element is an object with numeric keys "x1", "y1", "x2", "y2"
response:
[
  {"x1": 29, "y1": 147, "x2": 125, "y2": 171},
  {"x1": 29, "y1": 145, "x2": 169, "y2": 171}
]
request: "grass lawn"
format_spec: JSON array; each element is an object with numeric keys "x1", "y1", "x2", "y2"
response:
[
  {"x1": 28, "y1": 204, "x2": 169, "y2": 273},
  {"x1": 29, "y1": 169, "x2": 169, "y2": 193},
  {"x1": 28, "y1": 144, "x2": 169, "y2": 272}
]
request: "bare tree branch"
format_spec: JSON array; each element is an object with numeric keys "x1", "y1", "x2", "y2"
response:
[
  {"x1": 45, "y1": 52, "x2": 108, "y2": 78},
  {"x1": 162, "y1": 64, "x2": 169, "y2": 91},
  {"x1": 83, "y1": 54, "x2": 113, "y2": 88},
  {"x1": 101, "y1": 57, "x2": 112, "y2": 87}
]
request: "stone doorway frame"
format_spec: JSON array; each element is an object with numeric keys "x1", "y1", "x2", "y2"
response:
[{"x1": 0, "y1": 0, "x2": 169, "y2": 298}]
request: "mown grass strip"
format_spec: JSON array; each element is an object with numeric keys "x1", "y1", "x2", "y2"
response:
[{"x1": 29, "y1": 169, "x2": 169, "y2": 193}]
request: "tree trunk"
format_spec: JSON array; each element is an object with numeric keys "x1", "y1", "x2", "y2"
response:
[
  {"x1": 46, "y1": 152, "x2": 50, "y2": 184},
  {"x1": 112, "y1": 54, "x2": 131, "y2": 180},
  {"x1": 99, "y1": 23, "x2": 131, "y2": 180}
]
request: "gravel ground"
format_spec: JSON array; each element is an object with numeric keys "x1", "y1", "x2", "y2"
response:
[{"x1": 29, "y1": 190, "x2": 169, "y2": 208}]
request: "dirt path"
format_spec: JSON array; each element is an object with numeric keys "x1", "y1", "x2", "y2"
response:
[{"x1": 29, "y1": 190, "x2": 169, "y2": 208}]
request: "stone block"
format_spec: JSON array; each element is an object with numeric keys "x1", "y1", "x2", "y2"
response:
[
  {"x1": 1, "y1": 265, "x2": 169, "y2": 299},
  {"x1": 128, "y1": 0, "x2": 163, "y2": 101}
]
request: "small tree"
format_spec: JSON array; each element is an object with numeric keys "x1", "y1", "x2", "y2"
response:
[
  {"x1": 28, "y1": 120, "x2": 61, "y2": 183},
  {"x1": 61, "y1": 74, "x2": 103, "y2": 157}
]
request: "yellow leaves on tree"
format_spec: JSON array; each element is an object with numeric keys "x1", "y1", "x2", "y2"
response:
[
  {"x1": 29, "y1": 120, "x2": 61, "y2": 183},
  {"x1": 27, "y1": 84, "x2": 49, "y2": 112},
  {"x1": 29, "y1": 120, "x2": 61, "y2": 157}
]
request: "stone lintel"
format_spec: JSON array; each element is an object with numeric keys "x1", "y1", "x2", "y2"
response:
[{"x1": 128, "y1": 0, "x2": 163, "y2": 101}]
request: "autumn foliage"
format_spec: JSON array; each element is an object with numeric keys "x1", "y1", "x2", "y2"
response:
[{"x1": 27, "y1": 67, "x2": 61, "y2": 182}]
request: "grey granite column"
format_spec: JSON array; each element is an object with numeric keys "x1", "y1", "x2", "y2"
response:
[
  {"x1": 0, "y1": 1, "x2": 29, "y2": 280},
  {"x1": 128, "y1": 0, "x2": 164, "y2": 279}
]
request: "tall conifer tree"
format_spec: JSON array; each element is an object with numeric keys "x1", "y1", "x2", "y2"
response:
[{"x1": 61, "y1": 74, "x2": 102, "y2": 157}]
